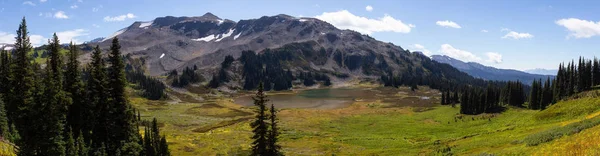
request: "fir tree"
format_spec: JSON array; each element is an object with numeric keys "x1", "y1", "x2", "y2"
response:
[
  {"x1": 76, "y1": 131, "x2": 88, "y2": 156},
  {"x1": 0, "y1": 97, "x2": 9, "y2": 139},
  {"x1": 39, "y1": 33, "x2": 71, "y2": 156},
  {"x1": 267, "y1": 104, "x2": 281, "y2": 156},
  {"x1": 250, "y1": 82, "x2": 269, "y2": 156},
  {"x1": 107, "y1": 37, "x2": 141, "y2": 154},
  {"x1": 9, "y1": 17, "x2": 38, "y2": 155},
  {"x1": 65, "y1": 42, "x2": 87, "y2": 136},
  {"x1": 66, "y1": 128, "x2": 78, "y2": 156},
  {"x1": 88, "y1": 45, "x2": 110, "y2": 150}
]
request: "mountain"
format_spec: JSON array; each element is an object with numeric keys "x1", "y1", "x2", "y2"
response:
[
  {"x1": 524, "y1": 68, "x2": 557, "y2": 76},
  {"x1": 431, "y1": 55, "x2": 553, "y2": 85},
  {"x1": 0, "y1": 44, "x2": 14, "y2": 51},
  {"x1": 84, "y1": 12, "x2": 491, "y2": 89},
  {"x1": 85, "y1": 37, "x2": 105, "y2": 44}
]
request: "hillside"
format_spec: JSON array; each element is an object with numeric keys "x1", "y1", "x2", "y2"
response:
[
  {"x1": 79, "y1": 13, "x2": 496, "y2": 90},
  {"x1": 431, "y1": 55, "x2": 554, "y2": 85}
]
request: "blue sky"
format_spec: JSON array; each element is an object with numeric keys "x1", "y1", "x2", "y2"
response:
[{"x1": 1, "y1": 0, "x2": 600, "y2": 70}]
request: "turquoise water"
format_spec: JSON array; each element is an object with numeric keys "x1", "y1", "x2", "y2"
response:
[{"x1": 234, "y1": 88, "x2": 375, "y2": 109}]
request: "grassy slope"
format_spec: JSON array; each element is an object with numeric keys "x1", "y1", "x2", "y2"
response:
[{"x1": 131, "y1": 86, "x2": 600, "y2": 155}]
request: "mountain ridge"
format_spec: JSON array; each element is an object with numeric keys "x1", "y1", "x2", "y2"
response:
[{"x1": 431, "y1": 55, "x2": 553, "y2": 85}]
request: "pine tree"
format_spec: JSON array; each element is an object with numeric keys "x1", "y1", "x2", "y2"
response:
[
  {"x1": 38, "y1": 33, "x2": 71, "y2": 156},
  {"x1": 267, "y1": 104, "x2": 281, "y2": 156},
  {"x1": 88, "y1": 45, "x2": 110, "y2": 150},
  {"x1": 159, "y1": 136, "x2": 170, "y2": 156},
  {"x1": 251, "y1": 82, "x2": 269, "y2": 156},
  {"x1": 66, "y1": 128, "x2": 78, "y2": 156},
  {"x1": 593, "y1": 58, "x2": 600, "y2": 86},
  {"x1": 441, "y1": 91, "x2": 446, "y2": 105},
  {"x1": 107, "y1": 38, "x2": 141, "y2": 154},
  {"x1": 76, "y1": 131, "x2": 88, "y2": 156},
  {"x1": 528, "y1": 80, "x2": 541, "y2": 110},
  {"x1": 0, "y1": 97, "x2": 9, "y2": 139},
  {"x1": 0, "y1": 49, "x2": 10, "y2": 97},
  {"x1": 9, "y1": 17, "x2": 38, "y2": 155},
  {"x1": 65, "y1": 42, "x2": 87, "y2": 137}
]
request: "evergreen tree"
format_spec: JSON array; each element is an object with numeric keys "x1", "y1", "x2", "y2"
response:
[
  {"x1": 66, "y1": 128, "x2": 78, "y2": 156},
  {"x1": 441, "y1": 91, "x2": 446, "y2": 105},
  {"x1": 250, "y1": 82, "x2": 269, "y2": 156},
  {"x1": 9, "y1": 17, "x2": 39, "y2": 155},
  {"x1": 65, "y1": 42, "x2": 87, "y2": 136},
  {"x1": 76, "y1": 131, "x2": 88, "y2": 156},
  {"x1": 159, "y1": 136, "x2": 170, "y2": 156},
  {"x1": 528, "y1": 80, "x2": 541, "y2": 110},
  {"x1": 107, "y1": 38, "x2": 141, "y2": 154},
  {"x1": 88, "y1": 45, "x2": 110, "y2": 150},
  {"x1": 593, "y1": 58, "x2": 600, "y2": 86},
  {"x1": 0, "y1": 49, "x2": 10, "y2": 97},
  {"x1": 38, "y1": 33, "x2": 71, "y2": 156},
  {"x1": 267, "y1": 104, "x2": 281, "y2": 156},
  {"x1": 0, "y1": 97, "x2": 9, "y2": 139}
]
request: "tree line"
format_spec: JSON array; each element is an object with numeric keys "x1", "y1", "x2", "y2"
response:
[
  {"x1": 442, "y1": 56, "x2": 600, "y2": 115},
  {"x1": 0, "y1": 18, "x2": 169, "y2": 155}
]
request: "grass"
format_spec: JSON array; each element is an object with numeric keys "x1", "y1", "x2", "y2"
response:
[
  {"x1": 524, "y1": 116, "x2": 600, "y2": 146},
  {"x1": 129, "y1": 86, "x2": 600, "y2": 155}
]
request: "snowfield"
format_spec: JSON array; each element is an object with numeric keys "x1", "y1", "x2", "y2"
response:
[
  {"x1": 103, "y1": 28, "x2": 127, "y2": 42},
  {"x1": 139, "y1": 21, "x2": 153, "y2": 28}
]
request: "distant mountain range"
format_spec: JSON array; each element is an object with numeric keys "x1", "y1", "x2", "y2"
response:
[
  {"x1": 431, "y1": 55, "x2": 553, "y2": 85},
  {"x1": 523, "y1": 68, "x2": 557, "y2": 76}
]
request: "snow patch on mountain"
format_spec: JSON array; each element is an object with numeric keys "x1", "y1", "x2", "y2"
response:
[
  {"x1": 139, "y1": 21, "x2": 153, "y2": 28},
  {"x1": 103, "y1": 28, "x2": 127, "y2": 42},
  {"x1": 192, "y1": 34, "x2": 217, "y2": 42},
  {"x1": 215, "y1": 29, "x2": 235, "y2": 42},
  {"x1": 233, "y1": 32, "x2": 242, "y2": 40}
]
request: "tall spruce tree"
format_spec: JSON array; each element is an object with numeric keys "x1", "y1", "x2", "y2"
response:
[
  {"x1": 106, "y1": 38, "x2": 141, "y2": 154},
  {"x1": 267, "y1": 103, "x2": 282, "y2": 156},
  {"x1": 88, "y1": 45, "x2": 110, "y2": 151},
  {"x1": 0, "y1": 97, "x2": 9, "y2": 139},
  {"x1": 65, "y1": 42, "x2": 87, "y2": 137},
  {"x1": 251, "y1": 82, "x2": 269, "y2": 156},
  {"x1": 66, "y1": 128, "x2": 78, "y2": 156},
  {"x1": 9, "y1": 17, "x2": 38, "y2": 155},
  {"x1": 38, "y1": 33, "x2": 71, "y2": 156}
]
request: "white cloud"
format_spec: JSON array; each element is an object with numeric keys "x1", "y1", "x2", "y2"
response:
[
  {"x1": 439, "y1": 44, "x2": 481, "y2": 63},
  {"x1": 412, "y1": 44, "x2": 432, "y2": 56},
  {"x1": 70, "y1": 5, "x2": 78, "y2": 9},
  {"x1": 485, "y1": 52, "x2": 503, "y2": 64},
  {"x1": 92, "y1": 24, "x2": 100, "y2": 28},
  {"x1": 23, "y1": 1, "x2": 35, "y2": 6},
  {"x1": 0, "y1": 32, "x2": 46, "y2": 46},
  {"x1": 0, "y1": 32, "x2": 16, "y2": 44},
  {"x1": 315, "y1": 10, "x2": 414, "y2": 35},
  {"x1": 54, "y1": 11, "x2": 69, "y2": 19},
  {"x1": 92, "y1": 5, "x2": 102, "y2": 12},
  {"x1": 481, "y1": 29, "x2": 488, "y2": 33},
  {"x1": 502, "y1": 31, "x2": 534, "y2": 39},
  {"x1": 30, "y1": 35, "x2": 46, "y2": 46},
  {"x1": 40, "y1": 0, "x2": 47, "y2": 3},
  {"x1": 56, "y1": 29, "x2": 89, "y2": 44},
  {"x1": 555, "y1": 18, "x2": 600, "y2": 39},
  {"x1": 365, "y1": 5, "x2": 373, "y2": 12},
  {"x1": 501, "y1": 28, "x2": 511, "y2": 32},
  {"x1": 103, "y1": 13, "x2": 136, "y2": 22},
  {"x1": 436, "y1": 20, "x2": 461, "y2": 28}
]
